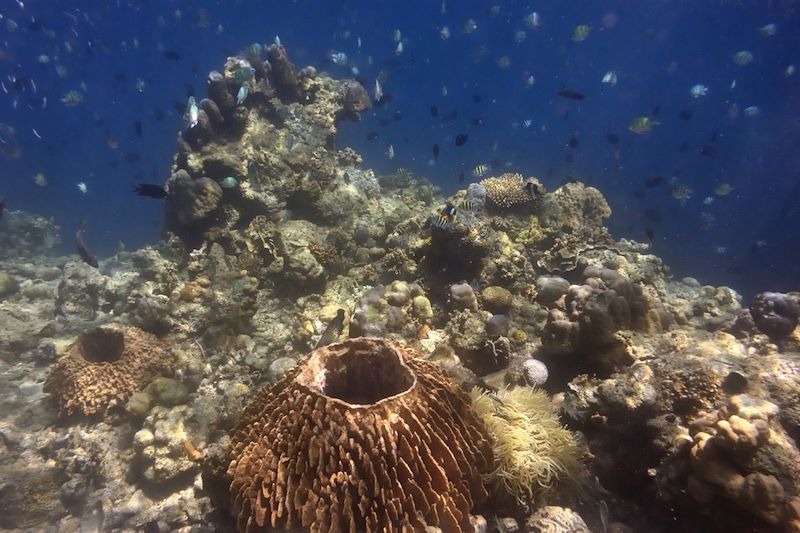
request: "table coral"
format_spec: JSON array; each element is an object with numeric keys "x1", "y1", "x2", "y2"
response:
[
  {"x1": 43, "y1": 325, "x2": 172, "y2": 417},
  {"x1": 227, "y1": 337, "x2": 493, "y2": 532}
]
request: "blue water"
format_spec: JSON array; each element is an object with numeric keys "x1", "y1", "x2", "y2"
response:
[{"x1": 1, "y1": 1, "x2": 798, "y2": 298}]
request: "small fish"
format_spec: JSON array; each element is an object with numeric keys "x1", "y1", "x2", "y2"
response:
[
  {"x1": 524, "y1": 75, "x2": 535, "y2": 88},
  {"x1": 395, "y1": 41, "x2": 404, "y2": 55},
  {"x1": 567, "y1": 135, "x2": 579, "y2": 148},
  {"x1": 698, "y1": 144, "x2": 716, "y2": 156},
  {"x1": 785, "y1": 65, "x2": 796, "y2": 77},
  {"x1": 61, "y1": 90, "x2": 83, "y2": 106},
  {"x1": 460, "y1": 199, "x2": 475, "y2": 210},
  {"x1": 628, "y1": 116, "x2": 659, "y2": 134},
  {"x1": 644, "y1": 208, "x2": 661, "y2": 222},
  {"x1": 514, "y1": 30, "x2": 527, "y2": 43},
  {"x1": 330, "y1": 52, "x2": 348, "y2": 65},
  {"x1": 0, "y1": 195, "x2": 5, "y2": 220},
  {"x1": 440, "y1": 26, "x2": 451, "y2": 40},
  {"x1": 75, "y1": 219, "x2": 98, "y2": 268},
  {"x1": 133, "y1": 184, "x2": 167, "y2": 198},
  {"x1": 601, "y1": 70, "x2": 618, "y2": 86},
  {"x1": 220, "y1": 176, "x2": 239, "y2": 188},
  {"x1": 713, "y1": 246, "x2": 728, "y2": 254},
  {"x1": 743, "y1": 106, "x2": 761, "y2": 117},
  {"x1": 134, "y1": 120, "x2": 143, "y2": 137},
  {"x1": 523, "y1": 12, "x2": 540, "y2": 29},
  {"x1": 185, "y1": 96, "x2": 199, "y2": 128},
  {"x1": 386, "y1": 144, "x2": 395, "y2": 159},
  {"x1": 76, "y1": 182, "x2": 88, "y2": 194},
  {"x1": 236, "y1": 84, "x2": 249, "y2": 105},
  {"x1": 470, "y1": 117, "x2": 485, "y2": 126},
  {"x1": 645, "y1": 176, "x2": 665, "y2": 188},
  {"x1": 714, "y1": 182, "x2": 733, "y2": 196},
  {"x1": 605, "y1": 132, "x2": 620, "y2": 144},
  {"x1": 679, "y1": 109, "x2": 693, "y2": 120},
  {"x1": 524, "y1": 180, "x2": 543, "y2": 197},
  {"x1": 472, "y1": 163, "x2": 490, "y2": 177},
  {"x1": 758, "y1": 23, "x2": 777, "y2": 37},
  {"x1": 463, "y1": 19, "x2": 477, "y2": 34},
  {"x1": 314, "y1": 309, "x2": 346, "y2": 349},
  {"x1": 671, "y1": 185, "x2": 692, "y2": 200},
  {"x1": 496, "y1": 56, "x2": 510, "y2": 69},
  {"x1": 33, "y1": 172, "x2": 47, "y2": 187},
  {"x1": 374, "y1": 79, "x2": 383, "y2": 103},
  {"x1": 366, "y1": 131, "x2": 379, "y2": 141},
  {"x1": 455, "y1": 134, "x2": 468, "y2": 146},
  {"x1": 432, "y1": 144, "x2": 440, "y2": 159},
  {"x1": 751, "y1": 240, "x2": 768, "y2": 253},
  {"x1": 458, "y1": 171, "x2": 466, "y2": 183},
  {"x1": 733, "y1": 50, "x2": 754, "y2": 66},
  {"x1": 646, "y1": 227, "x2": 655, "y2": 243},
  {"x1": 472, "y1": 94, "x2": 482, "y2": 103},
  {"x1": 430, "y1": 105, "x2": 439, "y2": 117},
  {"x1": 557, "y1": 87, "x2": 585, "y2": 100},
  {"x1": 432, "y1": 203, "x2": 457, "y2": 229},
  {"x1": 690, "y1": 84, "x2": 708, "y2": 98},
  {"x1": 162, "y1": 50, "x2": 181, "y2": 61},
  {"x1": 703, "y1": 196, "x2": 714, "y2": 206},
  {"x1": 571, "y1": 25, "x2": 591, "y2": 42}
]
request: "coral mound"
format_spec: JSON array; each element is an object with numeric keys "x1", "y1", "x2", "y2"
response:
[
  {"x1": 43, "y1": 325, "x2": 171, "y2": 417},
  {"x1": 227, "y1": 337, "x2": 493, "y2": 533},
  {"x1": 480, "y1": 173, "x2": 541, "y2": 210}
]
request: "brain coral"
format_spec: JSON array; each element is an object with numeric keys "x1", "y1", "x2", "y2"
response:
[
  {"x1": 480, "y1": 173, "x2": 543, "y2": 210},
  {"x1": 228, "y1": 337, "x2": 493, "y2": 533},
  {"x1": 44, "y1": 325, "x2": 171, "y2": 417}
]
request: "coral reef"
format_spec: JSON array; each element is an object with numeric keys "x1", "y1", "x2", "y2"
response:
[
  {"x1": 44, "y1": 325, "x2": 172, "y2": 417},
  {"x1": 228, "y1": 337, "x2": 493, "y2": 532},
  {"x1": 0, "y1": 209, "x2": 60, "y2": 259}
]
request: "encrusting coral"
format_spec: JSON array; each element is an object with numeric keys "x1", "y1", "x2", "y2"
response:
[
  {"x1": 43, "y1": 325, "x2": 172, "y2": 417},
  {"x1": 470, "y1": 386, "x2": 585, "y2": 507},
  {"x1": 227, "y1": 337, "x2": 493, "y2": 532}
]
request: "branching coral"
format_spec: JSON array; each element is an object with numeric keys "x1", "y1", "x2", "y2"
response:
[
  {"x1": 480, "y1": 173, "x2": 542, "y2": 211},
  {"x1": 470, "y1": 386, "x2": 585, "y2": 506}
]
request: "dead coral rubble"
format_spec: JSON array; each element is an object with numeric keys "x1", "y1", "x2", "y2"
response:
[{"x1": 228, "y1": 337, "x2": 493, "y2": 533}]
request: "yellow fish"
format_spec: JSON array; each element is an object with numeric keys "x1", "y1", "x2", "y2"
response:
[
  {"x1": 572, "y1": 25, "x2": 591, "y2": 42},
  {"x1": 628, "y1": 115, "x2": 659, "y2": 134}
]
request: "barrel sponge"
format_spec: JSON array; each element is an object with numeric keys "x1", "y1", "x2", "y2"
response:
[
  {"x1": 43, "y1": 325, "x2": 171, "y2": 417},
  {"x1": 480, "y1": 173, "x2": 542, "y2": 210},
  {"x1": 227, "y1": 337, "x2": 494, "y2": 533},
  {"x1": 470, "y1": 386, "x2": 585, "y2": 506}
]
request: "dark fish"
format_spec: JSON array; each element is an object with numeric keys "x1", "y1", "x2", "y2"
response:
[
  {"x1": 679, "y1": 141, "x2": 690, "y2": 152},
  {"x1": 375, "y1": 92, "x2": 392, "y2": 106},
  {"x1": 646, "y1": 227, "x2": 655, "y2": 242},
  {"x1": 28, "y1": 17, "x2": 45, "y2": 31},
  {"x1": 75, "y1": 220, "x2": 98, "y2": 268},
  {"x1": 133, "y1": 184, "x2": 167, "y2": 199},
  {"x1": 645, "y1": 176, "x2": 665, "y2": 187},
  {"x1": 442, "y1": 108, "x2": 458, "y2": 121},
  {"x1": 644, "y1": 208, "x2": 662, "y2": 222},
  {"x1": 432, "y1": 144, "x2": 440, "y2": 159},
  {"x1": 314, "y1": 308, "x2": 346, "y2": 349},
  {"x1": 605, "y1": 132, "x2": 620, "y2": 144},
  {"x1": 458, "y1": 171, "x2": 465, "y2": 182},
  {"x1": 430, "y1": 105, "x2": 439, "y2": 117},
  {"x1": 454, "y1": 134, "x2": 468, "y2": 146},
  {"x1": 125, "y1": 153, "x2": 140, "y2": 163},
  {"x1": 564, "y1": 153, "x2": 575, "y2": 163},
  {"x1": 472, "y1": 94, "x2": 482, "y2": 103},
  {"x1": 679, "y1": 109, "x2": 693, "y2": 120},
  {"x1": 366, "y1": 131, "x2": 379, "y2": 141},
  {"x1": 163, "y1": 50, "x2": 182, "y2": 61},
  {"x1": 134, "y1": 120, "x2": 143, "y2": 137},
  {"x1": 524, "y1": 181, "x2": 543, "y2": 197},
  {"x1": 709, "y1": 130, "x2": 719, "y2": 143},
  {"x1": 698, "y1": 144, "x2": 716, "y2": 156},
  {"x1": 633, "y1": 190, "x2": 646, "y2": 199},
  {"x1": 153, "y1": 107, "x2": 165, "y2": 121},
  {"x1": 470, "y1": 117, "x2": 485, "y2": 126},
  {"x1": 0, "y1": 196, "x2": 5, "y2": 220},
  {"x1": 557, "y1": 87, "x2": 585, "y2": 100},
  {"x1": 393, "y1": 110, "x2": 403, "y2": 121},
  {"x1": 567, "y1": 135, "x2": 579, "y2": 148},
  {"x1": 651, "y1": 104, "x2": 661, "y2": 116},
  {"x1": 377, "y1": 118, "x2": 392, "y2": 127}
]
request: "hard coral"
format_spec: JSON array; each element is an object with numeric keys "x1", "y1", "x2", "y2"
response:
[
  {"x1": 228, "y1": 337, "x2": 493, "y2": 533},
  {"x1": 480, "y1": 173, "x2": 542, "y2": 211},
  {"x1": 44, "y1": 325, "x2": 171, "y2": 417}
]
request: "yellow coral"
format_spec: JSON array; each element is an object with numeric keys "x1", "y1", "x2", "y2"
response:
[{"x1": 470, "y1": 386, "x2": 585, "y2": 505}]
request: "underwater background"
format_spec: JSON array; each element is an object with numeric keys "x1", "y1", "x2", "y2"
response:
[
  {"x1": 2, "y1": 0, "x2": 799, "y2": 298},
  {"x1": 3, "y1": 2, "x2": 800, "y2": 533}
]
